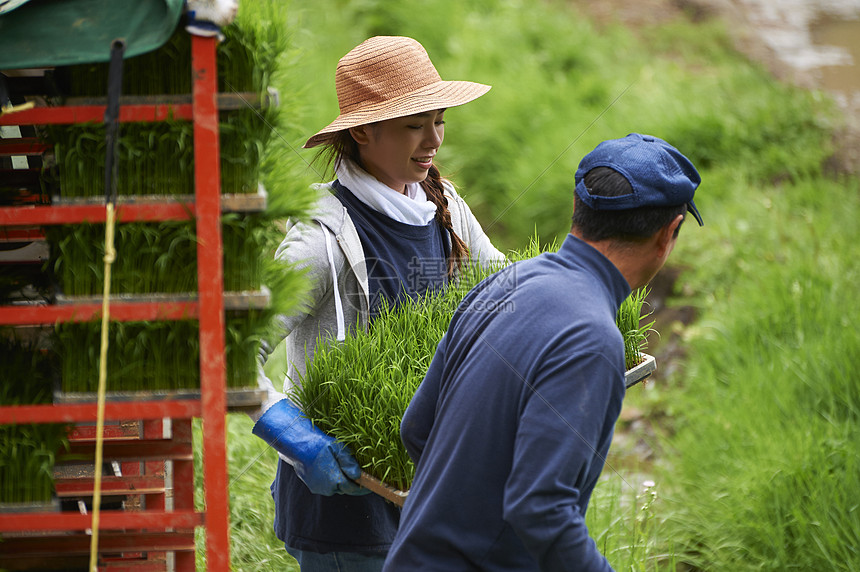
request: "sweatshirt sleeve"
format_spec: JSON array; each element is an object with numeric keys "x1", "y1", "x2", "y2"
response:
[
  {"x1": 271, "y1": 218, "x2": 334, "y2": 340},
  {"x1": 248, "y1": 218, "x2": 334, "y2": 420},
  {"x1": 503, "y1": 349, "x2": 623, "y2": 571}
]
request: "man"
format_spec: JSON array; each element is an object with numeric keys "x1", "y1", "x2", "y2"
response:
[{"x1": 382, "y1": 133, "x2": 703, "y2": 571}]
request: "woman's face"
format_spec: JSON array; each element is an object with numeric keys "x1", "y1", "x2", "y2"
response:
[{"x1": 350, "y1": 109, "x2": 446, "y2": 193}]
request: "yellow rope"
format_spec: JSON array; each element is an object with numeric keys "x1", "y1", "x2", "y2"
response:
[
  {"x1": 89, "y1": 203, "x2": 116, "y2": 572},
  {"x1": 0, "y1": 101, "x2": 35, "y2": 116}
]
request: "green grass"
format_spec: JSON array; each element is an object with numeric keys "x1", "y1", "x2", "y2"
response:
[
  {"x1": 654, "y1": 176, "x2": 860, "y2": 571},
  {"x1": 193, "y1": 415, "x2": 300, "y2": 572},
  {"x1": 586, "y1": 475, "x2": 677, "y2": 571},
  {"x1": 278, "y1": 0, "x2": 835, "y2": 250},
  {"x1": 195, "y1": 0, "x2": 857, "y2": 570}
]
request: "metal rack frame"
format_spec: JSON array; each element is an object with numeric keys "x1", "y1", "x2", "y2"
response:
[{"x1": 0, "y1": 35, "x2": 231, "y2": 571}]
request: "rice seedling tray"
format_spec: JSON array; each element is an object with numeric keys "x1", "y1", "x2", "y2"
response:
[
  {"x1": 50, "y1": 183, "x2": 269, "y2": 213},
  {"x1": 60, "y1": 89, "x2": 279, "y2": 112},
  {"x1": 0, "y1": 498, "x2": 60, "y2": 514},
  {"x1": 55, "y1": 287, "x2": 271, "y2": 311},
  {"x1": 0, "y1": 240, "x2": 49, "y2": 264},
  {"x1": 355, "y1": 471, "x2": 409, "y2": 507},
  {"x1": 624, "y1": 353, "x2": 656, "y2": 389},
  {"x1": 53, "y1": 387, "x2": 268, "y2": 413}
]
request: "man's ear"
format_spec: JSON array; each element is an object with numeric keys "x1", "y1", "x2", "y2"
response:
[
  {"x1": 348, "y1": 125, "x2": 371, "y2": 145},
  {"x1": 657, "y1": 214, "x2": 684, "y2": 257}
]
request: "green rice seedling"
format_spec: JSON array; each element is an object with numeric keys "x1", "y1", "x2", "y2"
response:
[
  {"x1": 291, "y1": 236, "x2": 656, "y2": 490},
  {"x1": 55, "y1": 15, "x2": 284, "y2": 98},
  {"x1": 0, "y1": 333, "x2": 70, "y2": 506},
  {"x1": 42, "y1": 120, "x2": 195, "y2": 198},
  {"x1": 44, "y1": 13, "x2": 286, "y2": 199},
  {"x1": 46, "y1": 221, "x2": 199, "y2": 296},
  {"x1": 289, "y1": 257, "x2": 503, "y2": 489},
  {"x1": 617, "y1": 287, "x2": 656, "y2": 370},
  {"x1": 226, "y1": 310, "x2": 272, "y2": 389},
  {"x1": 290, "y1": 293, "x2": 455, "y2": 490},
  {"x1": 55, "y1": 318, "x2": 257, "y2": 393},
  {"x1": 0, "y1": 333, "x2": 54, "y2": 406},
  {"x1": 55, "y1": 320, "x2": 197, "y2": 393},
  {"x1": 46, "y1": 214, "x2": 282, "y2": 296},
  {"x1": 218, "y1": 6, "x2": 288, "y2": 95},
  {"x1": 49, "y1": 207, "x2": 307, "y2": 395},
  {"x1": 223, "y1": 106, "x2": 276, "y2": 195},
  {"x1": 0, "y1": 423, "x2": 69, "y2": 505},
  {"x1": 53, "y1": 255, "x2": 306, "y2": 394},
  {"x1": 42, "y1": 111, "x2": 269, "y2": 199},
  {"x1": 222, "y1": 213, "x2": 269, "y2": 292},
  {"x1": 0, "y1": 426, "x2": 66, "y2": 507},
  {"x1": 55, "y1": 31, "x2": 193, "y2": 97},
  {"x1": 513, "y1": 236, "x2": 656, "y2": 370},
  {"x1": 224, "y1": 240, "x2": 312, "y2": 388}
]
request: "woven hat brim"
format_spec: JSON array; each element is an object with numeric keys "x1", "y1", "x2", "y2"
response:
[{"x1": 303, "y1": 80, "x2": 491, "y2": 148}]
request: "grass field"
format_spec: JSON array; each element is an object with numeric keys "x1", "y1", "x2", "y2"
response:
[{"x1": 194, "y1": 1, "x2": 859, "y2": 570}]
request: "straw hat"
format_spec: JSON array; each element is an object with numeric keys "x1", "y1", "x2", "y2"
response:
[{"x1": 303, "y1": 36, "x2": 491, "y2": 148}]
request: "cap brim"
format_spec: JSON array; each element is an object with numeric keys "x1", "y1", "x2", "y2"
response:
[
  {"x1": 303, "y1": 81, "x2": 491, "y2": 148},
  {"x1": 687, "y1": 200, "x2": 704, "y2": 226}
]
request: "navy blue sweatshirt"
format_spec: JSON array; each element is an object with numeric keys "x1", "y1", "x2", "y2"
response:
[{"x1": 384, "y1": 234, "x2": 630, "y2": 571}]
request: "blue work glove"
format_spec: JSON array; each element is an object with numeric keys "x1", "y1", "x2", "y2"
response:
[{"x1": 252, "y1": 398, "x2": 369, "y2": 496}]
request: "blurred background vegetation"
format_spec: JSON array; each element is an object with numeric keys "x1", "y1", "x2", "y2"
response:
[{"x1": 204, "y1": 0, "x2": 860, "y2": 570}]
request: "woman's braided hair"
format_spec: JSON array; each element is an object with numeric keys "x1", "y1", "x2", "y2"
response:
[{"x1": 316, "y1": 129, "x2": 469, "y2": 277}]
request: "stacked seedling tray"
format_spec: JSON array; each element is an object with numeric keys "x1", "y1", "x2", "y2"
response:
[
  {"x1": 42, "y1": 25, "x2": 290, "y2": 407},
  {"x1": 0, "y1": 6, "x2": 312, "y2": 567},
  {"x1": 289, "y1": 239, "x2": 658, "y2": 504},
  {"x1": 0, "y1": 335, "x2": 68, "y2": 513}
]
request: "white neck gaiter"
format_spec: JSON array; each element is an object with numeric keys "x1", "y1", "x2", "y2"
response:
[{"x1": 336, "y1": 159, "x2": 438, "y2": 226}]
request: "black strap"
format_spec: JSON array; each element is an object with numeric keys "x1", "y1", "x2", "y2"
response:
[
  {"x1": 0, "y1": 73, "x2": 10, "y2": 110},
  {"x1": 103, "y1": 39, "x2": 126, "y2": 206}
]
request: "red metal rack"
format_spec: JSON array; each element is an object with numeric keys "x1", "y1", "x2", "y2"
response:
[{"x1": 0, "y1": 35, "x2": 231, "y2": 571}]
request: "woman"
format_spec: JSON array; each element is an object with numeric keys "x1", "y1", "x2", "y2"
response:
[{"x1": 256, "y1": 35, "x2": 505, "y2": 572}]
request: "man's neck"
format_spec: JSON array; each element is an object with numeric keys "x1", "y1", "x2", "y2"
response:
[{"x1": 570, "y1": 231, "x2": 652, "y2": 291}]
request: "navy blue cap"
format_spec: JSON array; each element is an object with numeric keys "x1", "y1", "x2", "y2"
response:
[{"x1": 574, "y1": 133, "x2": 703, "y2": 226}]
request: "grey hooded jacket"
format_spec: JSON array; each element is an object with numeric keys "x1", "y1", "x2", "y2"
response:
[{"x1": 267, "y1": 181, "x2": 506, "y2": 393}]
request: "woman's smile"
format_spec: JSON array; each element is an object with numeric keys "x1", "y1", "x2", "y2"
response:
[{"x1": 412, "y1": 154, "x2": 435, "y2": 170}]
